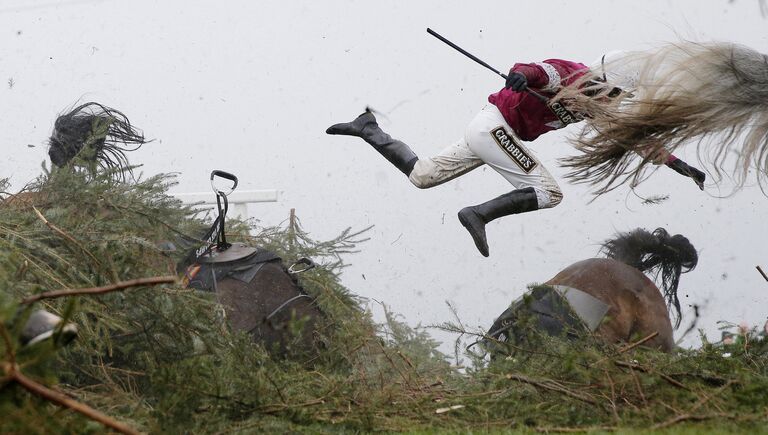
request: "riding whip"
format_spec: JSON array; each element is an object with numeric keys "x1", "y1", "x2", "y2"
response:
[{"x1": 426, "y1": 28, "x2": 549, "y2": 103}]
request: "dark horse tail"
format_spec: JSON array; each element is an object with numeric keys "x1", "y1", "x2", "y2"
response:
[{"x1": 600, "y1": 228, "x2": 698, "y2": 328}]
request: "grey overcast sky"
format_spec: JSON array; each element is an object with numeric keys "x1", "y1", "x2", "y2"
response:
[{"x1": 2, "y1": 0, "x2": 766, "y2": 354}]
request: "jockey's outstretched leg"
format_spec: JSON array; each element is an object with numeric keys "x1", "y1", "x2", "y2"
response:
[
  {"x1": 326, "y1": 109, "x2": 484, "y2": 186},
  {"x1": 326, "y1": 109, "x2": 419, "y2": 176}
]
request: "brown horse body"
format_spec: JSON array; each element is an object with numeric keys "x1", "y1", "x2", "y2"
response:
[
  {"x1": 488, "y1": 228, "x2": 697, "y2": 354},
  {"x1": 212, "y1": 260, "x2": 323, "y2": 357},
  {"x1": 545, "y1": 258, "x2": 675, "y2": 352},
  {"x1": 182, "y1": 240, "x2": 324, "y2": 358}
]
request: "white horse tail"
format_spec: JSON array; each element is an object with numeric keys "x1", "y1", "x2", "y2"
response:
[{"x1": 557, "y1": 41, "x2": 768, "y2": 195}]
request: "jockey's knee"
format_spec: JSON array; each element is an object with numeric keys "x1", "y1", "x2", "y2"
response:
[
  {"x1": 533, "y1": 186, "x2": 563, "y2": 209},
  {"x1": 407, "y1": 153, "x2": 481, "y2": 189},
  {"x1": 408, "y1": 160, "x2": 439, "y2": 189},
  {"x1": 408, "y1": 173, "x2": 437, "y2": 189}
]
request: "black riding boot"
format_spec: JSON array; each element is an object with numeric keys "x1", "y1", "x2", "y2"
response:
[
  {"x1": 458, "y1": 187, "x2": 539, "y2": 257},
  {"x1": 326, "y1": 110, "x2": 419, "y2": 175}
]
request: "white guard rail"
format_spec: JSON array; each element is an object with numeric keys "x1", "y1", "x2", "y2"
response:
[{"x1": 171, "y1": 190, "x2": 279, "y2": 219}]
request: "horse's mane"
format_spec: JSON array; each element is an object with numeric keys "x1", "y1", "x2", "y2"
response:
[
  {"x1": 599, "y1": 228, "x2": 698, "y2": 328},
  {"x1": 557, "y1": 41, "x2": 768, "y2": 195},
  {"x1": 48, "y1": 102, "x2": 147, "y2": 181}
]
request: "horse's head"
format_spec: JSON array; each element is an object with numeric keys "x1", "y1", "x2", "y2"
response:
[{"x1": 48, "y1": 102, "x2": 146, "y2": 180}]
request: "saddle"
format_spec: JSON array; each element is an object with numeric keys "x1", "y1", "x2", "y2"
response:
[
  {"x1": 177, "y1": 171, "x2": 272, "y2": 287},
  {"x1": 487, "y1": 284, "x2": 609, "y2": 344},
  {"x1": 183, "y1": 242, "x2": 281, "y2": 292}
]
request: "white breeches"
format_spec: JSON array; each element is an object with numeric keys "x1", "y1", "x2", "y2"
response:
[{"x1": 408, "y1": 105, "x2": 562, "y2": 209}]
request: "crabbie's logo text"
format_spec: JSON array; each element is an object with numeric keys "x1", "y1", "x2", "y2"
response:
[
  {"x1": 490, "y1": 127, "x2": 538, "y2": 173},
  {"x1": 547, "y1": 100, "x2": 583, "y2": 125}
]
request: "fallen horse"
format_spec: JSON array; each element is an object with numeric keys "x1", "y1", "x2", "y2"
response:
[
  {"x1": 485, "y1": 228, "x2": 698, "y2": 355},
  {"x1": 43, "y1": 102, "x2": 325, "y2": 357},
  {"x1": 178, "y1": 171, "x2": 324, "y2": 357},
  {"x1": 181, "y1": 242, "x2": 323, "y2": 357}
]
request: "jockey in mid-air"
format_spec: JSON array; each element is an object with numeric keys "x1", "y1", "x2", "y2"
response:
[{"x1": 327, "y1": 51, "x2": 706, "y2": 257}]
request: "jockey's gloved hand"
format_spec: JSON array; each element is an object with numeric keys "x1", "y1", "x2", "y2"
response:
[
  {"x1": 505, "y1": 72, "x2": 528, "y2": 92},
  {"x1": 667, "y1": 158, "x2": 706, "y2": 190}
]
